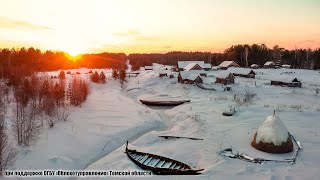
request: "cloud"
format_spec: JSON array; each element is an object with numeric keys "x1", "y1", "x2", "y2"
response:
[
  {"x1": 0, "y1": 17, "x2": 53, "y2": 30},
  {"x1": 112, "y1": 29, "x2": 158, "y2": 43},
  {"x1": 112, "y1": 29, "x2": 140, "y2": 37}
]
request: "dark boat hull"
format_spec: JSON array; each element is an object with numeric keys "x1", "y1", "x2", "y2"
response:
[
  {"x1": 125, "y1": 142, "x2": 203, "y2": 175},
  {"x1": 139, "y1": 99, "x2": 191, "y2": 106}
]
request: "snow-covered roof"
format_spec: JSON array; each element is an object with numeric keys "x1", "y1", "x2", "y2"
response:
[
  {"x1": 218, "y1": 61, "x2": 240, "y2": 68},
  {"x1": 282, "y1": 64, "x2": 291, "y2": 68},
  {"x1": 178, "y1": 61, "x2": 205, "y2": 69},
  {"x1": 228, "y1": 67, "x2": 255, "y2": 75},
  {"x1": 179, "y1": 71, "x2": 204, "y2": 81},
  {"x1": 184, "y1": 63, "x2": 202, "y2": 71},
  {"x1": 250, "y1": 64, "x2": 259, "y2": 67},
  {"x1": 271, "y1": 75, "x2": 300, "y2": 83},
  {"x1": 203, "y1": 63, "x2": 212, "y2": 69},
  {"x1": 256, "y1": 114, "x2": 289, "y2": 145},
  {"x1": 144, "y1": 66, "x2": 153, "y2": 70},
  {"x1": 216, "y1": 70, "x2": 233, "y2": 79},
  {"x1": 264, "y1": 61, "x2": 275, "y2": 66}
]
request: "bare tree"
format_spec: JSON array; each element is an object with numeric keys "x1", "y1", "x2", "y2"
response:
[
  {"x1": 0, "y1": 101, "x2": 17, "y2": 174},
  {"x1": 12, "y1": 85, "x2": 42, "y2": 145},
  {"x1": 55, "y1": 108, "x2": 70, "y2": 122}
]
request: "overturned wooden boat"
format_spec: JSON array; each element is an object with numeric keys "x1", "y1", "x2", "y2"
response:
[
  {"x1": 222, "y1": 111, "x2": 234, "y2": 116},
  {"x1": 139, "y1": 99, "x2": 191, "y2": 106},
  {"x1": 222, "y1": 107, "x2": 236, "y2": 116},
  {"x1": 125, "y1": 141, "x2": 204, "y2": 175}
]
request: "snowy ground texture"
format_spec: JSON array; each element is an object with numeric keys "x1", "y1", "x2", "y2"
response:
[{"x1": 9, "y1": 64, "x2": 320, "y2": 179}]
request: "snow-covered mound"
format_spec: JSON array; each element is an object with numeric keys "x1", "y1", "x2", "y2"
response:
[
  {"x1": 256, "y1": 114, "x2": 289, "y2": 145},
  {"x1": 256, "y1": 115, "x2": 288, "y2": 146}
]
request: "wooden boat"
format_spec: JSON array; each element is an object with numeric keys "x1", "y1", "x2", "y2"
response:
[
  {"x1": 222, "y1": 111, "x2": 234, "y2": 116},
  {"x1": 125, "y1": 141, "x2": 204, "y2": 175},
  {"x1": 222, "y1": 107, "x2": 236, "y2": 116},
  {"x1": 139, "y1": 99, "x2": 191, "y2": 106},
  {"x1": 159, "y1": 135, "x2": 203, "y2": 141}
]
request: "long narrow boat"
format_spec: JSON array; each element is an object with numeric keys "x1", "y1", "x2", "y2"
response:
[
  {"x1": 125, "y1": 141, "x2": 204, "y2": 175},
  {"x1": 139, "y1": 99, "x2": 191, "y2": 106}
]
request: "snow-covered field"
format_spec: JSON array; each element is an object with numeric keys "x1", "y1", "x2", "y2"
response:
[{"x1": 8, "y1": 64, "x2": 320, "y2": 179}]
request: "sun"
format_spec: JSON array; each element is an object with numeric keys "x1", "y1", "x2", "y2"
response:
[{"x1": 64, "y1": 52, "x2": 82, "y2": 62}]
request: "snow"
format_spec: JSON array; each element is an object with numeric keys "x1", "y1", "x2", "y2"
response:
[
  {"x1": 7, "y1": 64, "x2": 320, "y2": 179},
  {"x1": 256, "y1": 114, "x2": 289, "y2": 145}
]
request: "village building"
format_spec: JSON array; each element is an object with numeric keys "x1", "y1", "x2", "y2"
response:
[
  {"x1": 271, "y1": 76, "x2": 302, "y2": 88},
  {"x1": 144, "y1": 66, "x2": 153, "y2": 70},
  {"x1": 184, "y1": 63, "x2": 203, "y2": 71},
  {"x1": 264, "y1": 61, "x2": 275, "y2": 68},
  {"x1": 177, "y1": 61, "x2": 212, "y2": 71},
  {"x1": 215, "y1": 71, "x2": 235, "y2": 85},
  {"x1": 281, "y1": 64, "x2": 291, "y2": 69},
  {"x1": 250, "y1": 64, "x2": 259, "y2": 69},
  {"x1": 228, "y1": 67, "x2": 256, "y2": 78},
  {"x1": 218, "y1": 61, "x2": 240, "y2": 70},
  {"x1": 178, "y1": 71, "x2": 203, "y2": 84}
]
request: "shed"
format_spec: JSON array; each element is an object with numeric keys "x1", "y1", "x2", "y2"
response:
[
  {"x1": 215, "y1": 71, "x2": 235, "y2": 85},
  {"x1": 264, "y1": 61, "x2": 275, "y2": 68},
  {"x1": 229, "y1": 67, "x2": 256, "y2": 78},
  {"x1": 250, "y1": 64, "x2": 259, "y2": 69},
  {"x1": 144, "y1": 66, "x2": 153, "y2": 70},
  {"x1": 271, "y1": 76, "x2": 302, "y2": 88},
  {"x1": 218, "y1": 61, "x2": 240, "y2": 70}
]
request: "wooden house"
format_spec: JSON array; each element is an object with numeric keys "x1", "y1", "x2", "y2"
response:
[
  {"x1": 271, "y1": 76, "x2": 302, "y2": 88},
  {"x1": 178, "y1": 71, "x2": 203, "y2": 84},
  {"x1": 264, "y1": 61, "x2": 275, "y2": 68},
  {"x1": 229, "y1": 67, "x2": 256, "y2": 78},
  {"x1": 184, "y1": 63, "x2": 203, "y2": 71},
  {"x1": 218, "y1": 61, "x2": 240, "y2": 70},
  {"x1": 250, "y1": 64, "x2": 259, "y2": 69},
  {"x1": 215, "y1": 71, "x2": 235, "y2": 85},
  {"x1": 177, "y1": 61, "x2": 211, "y2": 71}
]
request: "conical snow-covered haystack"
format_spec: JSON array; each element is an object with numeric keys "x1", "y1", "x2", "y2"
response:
[{"x1": 251, "y1": 112, "x2": 293, "y2": 154}]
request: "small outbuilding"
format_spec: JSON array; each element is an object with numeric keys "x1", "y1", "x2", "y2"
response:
[
  {"x1": 282, "y1": 64, "x2": 291, "y2": 69},
  {"x1": 229, "y1": 67, "x2": 256, "y2": 78},
  {"x1": 251, "y1": 112, "x2": 293, "y2": 154},
  {"x1": 215, "y1": 71, "x2": 235, "y2": 85},
  {"x1": 250, "y1": 64, "x2": 259, "y2": 69},
  {"x1": 218, "y1": 61, "x2": 240, "y2": 70},
  {"x1": 144, "y1": 66, "x2": 153, "y2": 70},
  {"x1": 271, "y1": 76, "x2": 302, "y2": 88},
  {"x1": 264, "y1": 61, "x2": 275, "y2": 68}
]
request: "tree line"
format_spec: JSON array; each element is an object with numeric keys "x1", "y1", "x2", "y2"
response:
[
  {"x1": 128, "y1": 44, "x2": 320, "y2": 70},
  {"x1": 0, "y1": 47, "x2": 127, "y2": 79}
]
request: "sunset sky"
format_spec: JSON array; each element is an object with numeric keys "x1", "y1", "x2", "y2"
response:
[{"x1": 0, "y1": 0, "x2": 319, "y2": 55}]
